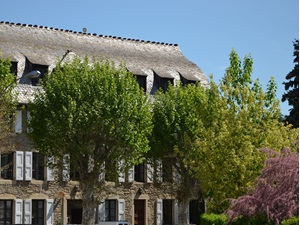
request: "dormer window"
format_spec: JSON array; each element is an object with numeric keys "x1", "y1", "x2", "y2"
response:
[
  {"x1": 134, "y1": 74, "x2": 147, "y2": 92},
  {"x1": 24, "y1": 58, "x2": 48, "y2": 86},
  {"x1": 10, "y1": 61, "x2": 17, "y2": 77},
  {"x1": 153, "y1": 72, "x2": 174, "y2": 93},
  {"x1": 180, "y1": 74, "x2": 196, "y2": 86}
]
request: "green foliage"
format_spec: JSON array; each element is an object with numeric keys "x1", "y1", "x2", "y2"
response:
[
  {"x1": 200, "y1": 213, "x2": 227, "y2": 225},
  {"x1": 232, "y1": 216, "x2": 274, "y2": 225},
  {"x1": 280, "y1": 217, "x2": 299, "y2": 225},
  {"x1": 0, "y1": 56, "x2": 16, "y2": 152}
]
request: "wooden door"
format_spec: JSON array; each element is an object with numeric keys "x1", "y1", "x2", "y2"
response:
[{"x1": 134, "y1": 200, "x2": 145, "y2": 225}]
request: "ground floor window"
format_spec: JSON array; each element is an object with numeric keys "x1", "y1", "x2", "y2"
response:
[
  {"x1": 0, "y1": 200, "x2": 12, "y2": 225},
  {"x1": 32, "y1": 200, "x2": 44, "y2": 225},
  {"x1": 105, "y1": 200, "x2": 117, "y2": 221},
  {"x1": 163, "y1": 200, "x2": 173, "y2": 225}
]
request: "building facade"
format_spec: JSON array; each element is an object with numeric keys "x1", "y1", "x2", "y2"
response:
[{"x1": 0, "y1": 21, "x2": 208, "y2": 225}]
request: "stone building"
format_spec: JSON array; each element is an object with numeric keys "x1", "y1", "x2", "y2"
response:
[{"x1": 0, "y1": 21, "x2": 208, "y2": 225}]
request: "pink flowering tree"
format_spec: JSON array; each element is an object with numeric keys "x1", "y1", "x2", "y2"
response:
[{"x1": 226, "y1": 147, "x2": 299, "y2": 225}]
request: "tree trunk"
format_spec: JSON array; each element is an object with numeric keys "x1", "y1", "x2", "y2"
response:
[
  {"x1": 81, "y1": 181, "x2": 97, "y2": 225},
  {"x1": 178, "y1": 199, "x2": 190, "y2": 225}
]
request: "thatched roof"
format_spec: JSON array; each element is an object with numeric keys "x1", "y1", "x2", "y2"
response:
[{"x1": 0, "y1": 21, "x2": 208, "y2": 103}]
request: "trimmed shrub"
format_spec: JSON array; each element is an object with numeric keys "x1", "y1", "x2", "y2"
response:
[
  {"x1": 280, "y1": 217, "x2": 299, "y2": 225},
  {"x1": 231, "y1": 215, "x2": 274, "y2": 225},
  {"x1": 200, "y1": 213, "x2": 227, "y2": 225}
]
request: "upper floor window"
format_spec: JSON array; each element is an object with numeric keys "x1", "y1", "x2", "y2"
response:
[
  {"x1": 180, "y1": 74, "x2": 196, "y2": 86},
  {"x1": 10, "y1": 61, "x2": 18, "y2": 77},
  {"x1": 24, "y1": 58, "x2": 48, "y2": 86},
  {"x1": 135, "y1": 75, "x2": 147, "y2": 92},
  {"x1": 152, "y1": 72, "x2": 174, "y2": 94},
  {"x1": 1, "y1": 152, "x2": 13, "y2": 180}
]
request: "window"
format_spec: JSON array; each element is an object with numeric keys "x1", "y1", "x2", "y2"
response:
[
  {"x1": 10, "y1": 61, "x2": 17, "y2": 77},
  {"x1": 32, "y1": 152, "x2": 44, "y2": 180},
  {"x1": 1, "y1": 152, "x2": 13, "y2": 179},
  {"x1": 24, "y1": 58, "x2": 48, "y2": 86},
  {"x1": 163, "y1": 200, "x2": 173, "y2": 225},
  {"x1": 134, "y1": 163, "x2": 145, "y2": 182},
  {"x1": 135, "y1": 75, "x2": 147, "y2": 92},
  {"x1": 162, "y1": 159, "x2": 173, "y2": 183},
  {"x1": 70, "y1": 160, "x2": 80, "y2": 181},
  {"x1": 180, "y1": 74, "x2": 196, "y2": 86},
  {"x1": 152, "y1": 73, "x2": 174, "y2": 93},
  {"x1": 105, "y1": 200, "x2": 117, "y2": 221},
  {"x1": 157, "y1": 199, "x2": 178, "y2": 225},
  {"x1": 0, "y1": 200, "x2": 12, "y2": 225},
  {"x1": 15, "y1": 151, "x2": 54, "y2": 181},
  {"x1": 32, "y1": 200, "x2": 44, "y2": 225}
]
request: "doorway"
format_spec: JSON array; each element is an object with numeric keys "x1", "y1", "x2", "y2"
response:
[{"x1": 134, "y1": 200, "x2": 145, "y2": 225}]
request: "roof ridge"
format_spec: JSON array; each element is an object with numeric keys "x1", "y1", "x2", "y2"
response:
[{"x1": 0, "y1": 21, "x2": 178, "y2": 47}]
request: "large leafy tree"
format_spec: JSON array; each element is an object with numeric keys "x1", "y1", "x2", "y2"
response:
[
  {"x1": 151, "y1": 49, "x2": 298, "y2": 218},
  {"x1": 282, "y1": 39, "x2": 299, "y2": 128},
  {"x1": 28, "y1": 57, "x2": 152, "y2": 225},
  {"x1": 226, "y1": 147, "x2": 299, "y2": 225},
  {"x1": 190, "y1": 50, "x2": 298, "y2": 212},
  {"x1": 0, "y1": 56, "x2": 16, "y2": 154}
]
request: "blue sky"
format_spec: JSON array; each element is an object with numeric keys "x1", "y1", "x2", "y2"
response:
[{"x1": 1, "y1": 0, "x2": 298, "y2": 115}]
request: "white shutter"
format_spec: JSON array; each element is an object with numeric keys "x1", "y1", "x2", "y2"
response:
[
  {"x1": 118, "y1": 160, "x2": 125, "y2": 182},
  {"x1": 99, "y1": 162, "x2": 105, "y2": 181},
  {"x1": 97, "y1": 201, "x2": 105, "y2": 222},
  {"x1": 118, "y1": 199, "x2": 125, "y2": 220},
  {"x1": 62, "y1": 154, "x2": 70, "y2": 181},
  {"x1": 46, "y1": 199, "x2": 54, "y2": 225},
  {"x1": 156, "y1": 160, "x2": 163, "y2": 183},
  {"x1": 24, "y1": 199, "x2": 32, "y2": 224},
  {"x1": 15, "y1": 110, "x2": 22, "y2": 133},
  {"x1": 147, "y1": 160, "x2": 153, "y2": 183},
  {"x1": 156, "y1": 199, "x2": 163, "y2": 225},
  {"x1": 15, "y1": 151, "x2": 24, "y2": 180},
  {"x1": 27, "y1": 111, "x2": 31, "y2": 133},
  {"x1": 25, "y1": 152, "x2": 32, "y2": 181},
  {"x1": 15, "y1": 199, "x2": 23, "y2": 224},
  {"x1": 128, "y1": 166, "x2": 134, "y2": 182},
  {"x1": 174, "y1": 199, "x2": 179, "y2": 225},
  {"x1": 46, "y1": 156, "x2": 55, "y2": 181}
]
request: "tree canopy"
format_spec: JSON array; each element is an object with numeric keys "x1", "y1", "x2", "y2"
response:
[
  {"x1": 150, "y1": 49, "x2": 298, "y2": 215},
  {"x1": 28, "y1": 57, "x2": 153, "y2": 225},
  {"x1": 282, "y1": 39, "x2": 299, "y2": 128},
  {"x1": 0, "y1": 56, "x2": 16, "y2": 153}
]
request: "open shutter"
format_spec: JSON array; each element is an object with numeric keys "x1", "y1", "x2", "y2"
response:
[
  {"x1": 128, "y1": 166, "x2": 134, "y2": 182},
  {"x1": 97, "y1": 201, "x2": 105, "y2": 222},
  {"x1": 174, "y1": 199, "x2": 179, "y2": 225},
  {"x1": 156, "y1": 199, "x2": 163, "y2": 225},
  {"x1": 62, "y1": 154, "x2": 70, "y2": 181},
  {"x1": 147, "y1": 160, "x2": 153, "y2": 183},
  {"x1": 15, "y1": 110, "x2": 22, "y2": 133},
  {"x1": 15, "y1": 199, "x2": 23, "y2": 224},
  {"x1": 118, "y1": 199, "x2": 125, "y2": 220},
  {"x1": 99, "y1": 162, "x2": 105, "y2": 181},
  {"x1": 118, "y1": 160, "x2": 125, "y2": 182},
  {"x1": 15, "y1": 151, "x2": 24, "y2": 180},
  {"x1": 46, "y1": 157, "x2": 55, "y2": 181},
  {"x1": 156, "y1": 160, "x2": 163, "y2": 183},
  {"x1": 25, "y1": 152, "x2": 32, "y2": 181},
  {"x1": 46, "y1": 199, "x2": 54, "y2": 225},
  {"x1": 24, "y1": 199, "x2": 32, "y2": 224}
]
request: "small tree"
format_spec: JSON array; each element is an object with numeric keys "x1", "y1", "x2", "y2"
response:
[
  {"x1": 28, "y1": 57, "x2": 152, "y2": 225},
  {"x1": 226, "y1": 147, "x2": 299, "y2": 225},
  {"x1": 282, "y1": 39, "x2": 299, "y2": 128}
]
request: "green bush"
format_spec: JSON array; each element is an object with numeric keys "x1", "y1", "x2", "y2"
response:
[
  {"x1": 200, "y1": 213, "x2": 227, "y2": 225},
  {"x1": 280, "y1": 217, "x2": 299, "y2": 225},
  {"x1": 231, "y1": 215, "x2": 274, "y2": 225}
]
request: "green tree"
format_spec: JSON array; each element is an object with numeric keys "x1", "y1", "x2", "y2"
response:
[
  {"x1": 28, "y1": 57, "x2": 152, "y2": 225},
  {"x1": 0, "y1": 56, "x2": 16, "y2": 154},
  {"x1": 282, "y1": 39, "x2": 299, "y2": 128},
  {"x1": 150, "y1": 49, "x2": 298, "y2": 218},
  {"x1": 191, "y1": 50, "x2": 298, "y2": 212}
]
